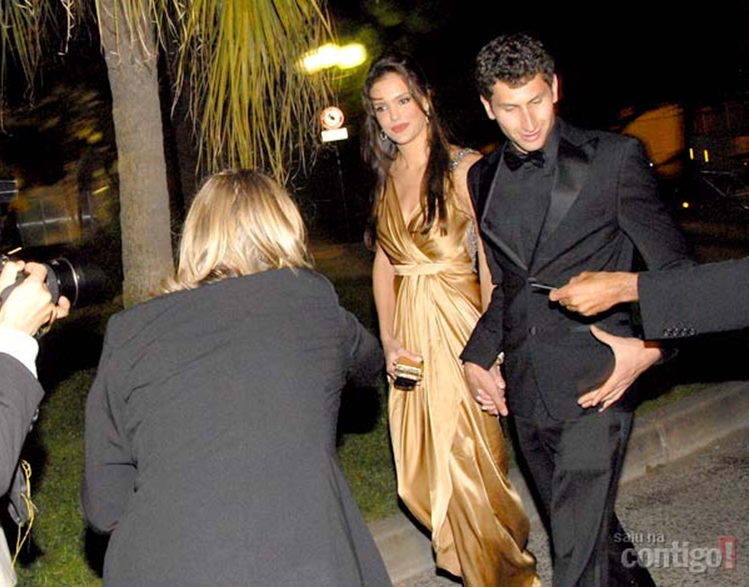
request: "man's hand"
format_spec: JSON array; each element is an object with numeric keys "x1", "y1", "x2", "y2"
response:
[
  {"x1": 0, "y1": 259, "x2": 24, "y2": 293},
  {"x1": 550, "y1": 271, "x2": 639, "y2": 316},
  {"x1": 464, "y1": 361, "x2": 507, "y2": 417},
  {"x1": 0, "y1": 262, "x2": 70, "y2": 336},
  {"x1": 578, "y1": 325, "x2": 661, "y2": 411}
]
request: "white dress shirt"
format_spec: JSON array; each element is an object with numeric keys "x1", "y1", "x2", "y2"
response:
[{"x1": 0, "y1": 329, "x2": 38, "y2": 377}]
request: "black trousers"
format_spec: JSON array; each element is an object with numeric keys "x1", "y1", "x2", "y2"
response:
[{"x1": 513, "y1": 399, "x2": 655, "y2": 587}]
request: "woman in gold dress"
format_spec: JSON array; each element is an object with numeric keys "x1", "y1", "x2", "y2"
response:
[{"x1": 361, "y1": 52, "x2": 540, "y2": 586}]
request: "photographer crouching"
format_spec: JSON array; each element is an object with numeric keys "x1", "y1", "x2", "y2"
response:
[{"x1": 0, "y1": 260, "x2": 69, "y2": 586}]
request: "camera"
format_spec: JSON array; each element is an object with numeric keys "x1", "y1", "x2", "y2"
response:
[{"x1": 0, "y1": 251, "x2": 108, "y2": 308}]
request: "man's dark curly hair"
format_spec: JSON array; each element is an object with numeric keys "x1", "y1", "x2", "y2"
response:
[{"x1": 475, "y1": 33, "x2": 555, "y2": 100}]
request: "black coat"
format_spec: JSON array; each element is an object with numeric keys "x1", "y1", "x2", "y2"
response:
[
  {"x1": 639, "y1": 256, "x2": 749, "y2": 338},
  {"x1": 0, "y1": 354, "x2": 43, "y2": 494},
  {"x1": 462, "y1": 120, "x2": 693, "y2": 419},
  {"x1": 82, "y1": 269, "x2": 391, "y2": 587}
]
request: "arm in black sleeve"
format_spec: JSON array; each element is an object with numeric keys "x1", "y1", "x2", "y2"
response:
[
  {"x1": 618, "y1": 138, "x2": 694, "y2": 270},
  {"x1": 81, "y1": 317, "x2": 137, "y2": 534},
  {"x1": 341, "y1": 309, "x2": 384, "y2": 388},
  {"x1": 460, "y1": 160, "x2": 505, "y2": 368},
  {"x1": 639, "y1": 256, "x2": 749, "y2": 339},
  {"x1": 0, "y1": 354, "x2": 44, "y2": 494},
  {"x1": 460, "y1": 259, "x2": 505, "y2": 368}
]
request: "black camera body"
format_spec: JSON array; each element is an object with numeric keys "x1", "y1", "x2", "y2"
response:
[{"x1": 0, "y1": 252, "x2": 108, "y2": 308}]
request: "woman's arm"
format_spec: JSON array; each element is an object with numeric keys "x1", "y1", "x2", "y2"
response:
[
  {"x1": 451, "y1": 149, "x2": 494, "y2": 310},
  {"x1": 372, "y1": 244, "x2": 419, "y2": 377}
]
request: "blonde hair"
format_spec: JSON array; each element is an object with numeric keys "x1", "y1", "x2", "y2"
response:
[{"x1": 164, "y1": 169, "x2": 312, "y2": 292}]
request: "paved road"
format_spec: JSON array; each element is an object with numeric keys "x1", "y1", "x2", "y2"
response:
[{"x1": 397, "y1": 427, "x2": 749, "y2": 586}]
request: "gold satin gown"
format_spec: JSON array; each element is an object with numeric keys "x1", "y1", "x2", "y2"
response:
[{"x1": 376, "y1": 176, "x2": 539, "y2": 587}]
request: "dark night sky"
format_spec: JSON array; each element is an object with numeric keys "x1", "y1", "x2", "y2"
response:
[
  {"x1": 309, "y1": 1, "x2": 749, "y2": 238},
  {"x1": 3, "y1": 0, "x2": 747, "y2": 240},
  {"x1": 331, "y1": 0, "x2": 749, "y2": 146},
  {"x1": 6, "y1": 1, "x2": 747, "y2": 151}
]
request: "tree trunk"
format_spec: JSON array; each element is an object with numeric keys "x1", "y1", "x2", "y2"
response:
[{"x1": 98, "y1": 0, "x2": 174, "y2": 306}]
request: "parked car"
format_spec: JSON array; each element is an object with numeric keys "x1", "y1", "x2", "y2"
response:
[{"x1": 664, "y1": 166, "x2": 749, "y2": 222}]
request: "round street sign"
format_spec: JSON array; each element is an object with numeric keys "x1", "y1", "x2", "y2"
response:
[{"x1": 321, "y1": 106, "x2": 345, "y2": 130}]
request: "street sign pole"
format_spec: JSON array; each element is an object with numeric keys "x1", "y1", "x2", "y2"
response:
[{"x1": 320, "y1": 106, "x2": 352, "y2": 242}]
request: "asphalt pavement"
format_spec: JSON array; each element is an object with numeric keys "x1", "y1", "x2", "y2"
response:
[
  {"x1": 370, "y1": 381, "x2": 749, "y2": 587},
  {"x1": 394, "y1": 425, "x2": 749, "y2": 586}
]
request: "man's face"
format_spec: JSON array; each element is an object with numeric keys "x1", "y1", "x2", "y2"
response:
[{"x1": 480, "y1": 73, "x2": 558, "y2": 153}]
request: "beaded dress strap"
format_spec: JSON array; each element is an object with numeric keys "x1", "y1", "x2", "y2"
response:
[
  {"x1": 448, "y1": 148, "x2": 479, "y2": 270},
  {"x1": 449, "y1": 148, "x2": 477, "y2": 171}
]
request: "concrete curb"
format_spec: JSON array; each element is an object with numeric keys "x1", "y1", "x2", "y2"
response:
[{"x1": 368, "y1": 380, "x2": 749, "y2": 585}]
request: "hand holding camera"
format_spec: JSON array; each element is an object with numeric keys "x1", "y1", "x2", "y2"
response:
[{"x1": 0, "y1": 261, "x2": 70, "y2": 336}]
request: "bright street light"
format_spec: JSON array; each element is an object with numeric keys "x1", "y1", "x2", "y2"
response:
[{"x1": 301, "y1": 43, "x2": 367, "y2": 74}]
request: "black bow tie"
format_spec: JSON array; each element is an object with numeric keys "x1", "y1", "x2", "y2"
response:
[{"x1": 504, "y1": 148, "x2": 545, "y2": 172}]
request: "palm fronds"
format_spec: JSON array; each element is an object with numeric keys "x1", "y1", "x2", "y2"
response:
[
  {"x1": 172, "y1": 0, "x2": 335, "y2": 179},
  {"x1": 0, "y1": 0, "x2": 56, "y2": 121},
  {"x1": 2, "y1": 0, "x2": 336, "y2": 180}
]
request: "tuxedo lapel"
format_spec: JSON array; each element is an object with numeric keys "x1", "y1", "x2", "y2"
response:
[
  {"x1": 532, "y1": 133, "x2": 598, "y2": 272},
  {"x1": 478, "y1": 152, "x2": 528, "y2": 271}
]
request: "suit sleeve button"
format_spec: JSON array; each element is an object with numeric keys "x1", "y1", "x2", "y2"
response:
[{"x1": 529, "y1": 326, "x2": 538, "y2": 336}]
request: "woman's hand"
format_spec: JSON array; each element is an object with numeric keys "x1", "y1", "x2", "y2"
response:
[{"x1": 382, "y1": 337, "x2": 422, "y2": 379}]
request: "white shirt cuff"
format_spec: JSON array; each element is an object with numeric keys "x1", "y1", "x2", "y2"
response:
[{"x1": 0, "y1": 329, "x2": 39, "y2": 378}]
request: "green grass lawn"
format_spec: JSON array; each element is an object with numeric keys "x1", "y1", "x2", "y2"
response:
[
  {"x1": 8, "y1": 267, "x2": 748, "y2": 583},
  {"x1": 14, "y1": 368, "x2": 102, "y2": 586}
]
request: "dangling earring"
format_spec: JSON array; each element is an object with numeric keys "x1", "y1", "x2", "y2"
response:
[
  {"x1": 425, "y1": 109, "x2": 431, "y2": 121},
  {"x1": 380, "y1": 129, "x2": 388, "y2": 141}
]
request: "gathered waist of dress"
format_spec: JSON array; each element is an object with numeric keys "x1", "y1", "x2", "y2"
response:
[{"x1": 392, "y1": 262, "x2": 475, "y2": 276}]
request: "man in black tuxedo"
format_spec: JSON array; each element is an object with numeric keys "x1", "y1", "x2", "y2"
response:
[
  {"x1": 550, "y1": 257, "x2": 749, "y2": 339},
  {"x1": 460, "y1": 33, "x2": 693, "y2": 586}
]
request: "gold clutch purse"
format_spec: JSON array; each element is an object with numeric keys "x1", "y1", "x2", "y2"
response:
[{"x1": 393, "y1": 357, "x2": 423, "y2": 390}]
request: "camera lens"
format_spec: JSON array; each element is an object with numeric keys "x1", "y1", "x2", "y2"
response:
[
  {"x1": 44, "y1": 258, "x2": 78, "y2": 306},
  {"x1": 44, "y1": 255, "x2": 109, "y2": 307}
]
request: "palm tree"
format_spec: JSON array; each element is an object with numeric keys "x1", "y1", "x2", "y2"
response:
[{"x1": 1, "y1": 0, "x2": 334, "y2": 305}]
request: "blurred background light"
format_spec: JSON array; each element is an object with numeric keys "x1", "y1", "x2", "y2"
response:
[{"x1": 301, "y1": 43, "x2": 367, "y2": 74}]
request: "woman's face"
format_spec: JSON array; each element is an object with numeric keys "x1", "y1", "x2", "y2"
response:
[{"x1": 368, "y1": 72, "x2": 429, "y2": 147}]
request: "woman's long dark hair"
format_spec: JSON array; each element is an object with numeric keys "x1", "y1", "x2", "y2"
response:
[{"x1": 361, "y1": 51, "x2": 453, "y2": 247}]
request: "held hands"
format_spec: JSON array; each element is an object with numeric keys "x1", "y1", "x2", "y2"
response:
[
  {"x1": 464, "y1": 361, "x2": 507, "y2": 417},
  {"x1": 549, "y1": 271, "x2": 639, "y2": 316},
  {"x1": 578, "y1": 325, "x2": 662, "y2": 412},
  {"x1": 0, "y1": 261, "x2": 70, "y2": 336},
  {"x1": 382, "y1": 337, "x2": 422, "y2": 380}
]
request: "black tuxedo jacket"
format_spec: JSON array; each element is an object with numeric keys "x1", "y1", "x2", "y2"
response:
[
  {"x1": 639, "y1": 256, "x2": 749, "y2": 339},
  {"x1": 461, "y1": 120, "x2": 693, "y2": 419}
]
